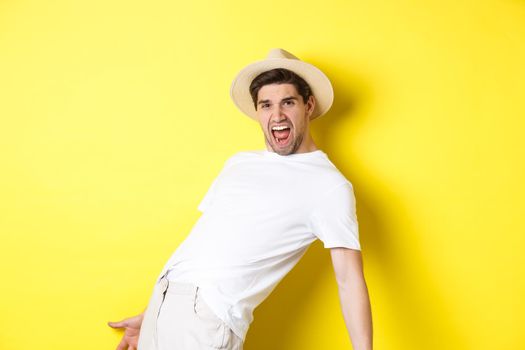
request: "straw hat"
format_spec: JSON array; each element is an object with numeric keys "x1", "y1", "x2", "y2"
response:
[{"x1": 230, "y1": 48, "x2": 334, "y2": 120}]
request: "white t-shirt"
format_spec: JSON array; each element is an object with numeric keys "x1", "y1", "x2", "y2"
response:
[{"x1": 157, "y1": 149, "x2": 361, "y2": 341}]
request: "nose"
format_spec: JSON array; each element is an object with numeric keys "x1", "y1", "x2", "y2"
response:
[{"x1": 270, "y1": 104, "x2": 286, "y2": 122}]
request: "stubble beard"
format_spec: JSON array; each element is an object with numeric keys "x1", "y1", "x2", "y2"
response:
[{"x1": 265, "y1": 129, "x2": 304, "y2": 156}]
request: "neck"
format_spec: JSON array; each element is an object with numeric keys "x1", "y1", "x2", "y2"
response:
[{"x1": 297, "y1": 134, "x2": 318, "y2": 153}]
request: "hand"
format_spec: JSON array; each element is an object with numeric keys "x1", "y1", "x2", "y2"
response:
[{"x1": 108, "y1": 313, "x2": 144, "y2": 350}]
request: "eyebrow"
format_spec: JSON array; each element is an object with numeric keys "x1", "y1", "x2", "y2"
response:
[{"x1": 257, "y1": 96, "x2": 298, "y2": 106}]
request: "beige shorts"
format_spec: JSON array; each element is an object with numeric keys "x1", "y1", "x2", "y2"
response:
[{"x1": 137, "y1": 274, "x2": 243, "y2": 350}]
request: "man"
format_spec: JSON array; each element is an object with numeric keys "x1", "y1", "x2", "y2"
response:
[{"x1": 108, "y1": 48, "x2": 373, "y2": 350}]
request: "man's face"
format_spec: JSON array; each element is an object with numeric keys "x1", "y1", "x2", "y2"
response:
[{"x1": 255, "y1": 83, "x2": 315, "y2": 155}]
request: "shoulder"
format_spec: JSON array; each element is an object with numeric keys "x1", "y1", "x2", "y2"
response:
[
  {"x1": 221, "y1": 150, "x2": 265, "y2": 168},
  {"x1": 311, "y1": 152, "x2": 354, "y2": 193}
]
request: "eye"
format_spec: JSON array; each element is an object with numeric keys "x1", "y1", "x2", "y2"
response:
[
  {"x1": 261, "y1": 103, "x2": 271, "y2": 109},
  {"x1": 283, "y1": 100, "x2": 295, "y2": 107}
]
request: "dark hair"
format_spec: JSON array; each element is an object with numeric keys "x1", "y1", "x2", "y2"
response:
[{"x1": 249, "y1": 68, "x2": 312, "y2": 110}]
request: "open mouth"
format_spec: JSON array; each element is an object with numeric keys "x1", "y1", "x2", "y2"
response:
[{"x1": 271, "y1": 125, "x2": 292, "y2": 146}]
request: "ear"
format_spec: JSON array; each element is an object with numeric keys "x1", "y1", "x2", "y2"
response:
[{"x1": 305, "y1": 95, "x2": 316, "y2": 119}]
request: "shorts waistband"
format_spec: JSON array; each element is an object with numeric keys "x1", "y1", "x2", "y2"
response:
[
  {"x1": 157, "y1": 271, "x2": 198, "y2": 295},
  {"x1": 165, "y1": 280, "x2": 198, "y2": 295}
]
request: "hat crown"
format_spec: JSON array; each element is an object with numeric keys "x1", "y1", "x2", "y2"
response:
[{"x1": 266, "y1": 48, "x2": 299, "y2": 60}]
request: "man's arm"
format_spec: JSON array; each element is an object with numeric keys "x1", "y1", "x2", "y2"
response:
[{"x1": 330, "y1": 247, "x2": 373, "y2": 350}]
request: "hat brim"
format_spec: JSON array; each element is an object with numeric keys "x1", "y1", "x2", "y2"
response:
[{"x1": 230, "y1": 58, "x2": 334, "y2": 121}]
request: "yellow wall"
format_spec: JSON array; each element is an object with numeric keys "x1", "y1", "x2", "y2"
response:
[{"x1": 1, "y1": 1, "x2": 524, "y2": 349}]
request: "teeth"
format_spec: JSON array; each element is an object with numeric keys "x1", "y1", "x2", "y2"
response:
[{"x1": 272, "y1": 125, "x2": 290, "y2": 131}]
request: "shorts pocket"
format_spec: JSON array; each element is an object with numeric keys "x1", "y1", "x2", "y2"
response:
[{"x1": 194, "y1": 290, "x2": 231, "y2": 349}]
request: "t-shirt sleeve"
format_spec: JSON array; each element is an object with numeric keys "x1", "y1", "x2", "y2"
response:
[
  {"x1": 197, "y1": 178, "x2": 218, "y2": 213},
  {"x1": 309, "y1": 181, "x2": 361, "y2": 250}
]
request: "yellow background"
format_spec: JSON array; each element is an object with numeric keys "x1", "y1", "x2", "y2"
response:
[{"x1": 1, "y1": 0, "x2": 524, "y2": 349}]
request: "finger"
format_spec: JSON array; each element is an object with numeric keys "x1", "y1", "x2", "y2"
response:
[
  {"x1": 129, "y1": 336, "x2": 139, "y2": 348},
  {"x1": 116, "y1": 337, "x2": 128, "y2": 350},
  {"x1": 128, "y1": 346, "x2": 136, "y2": 350},
  {"x1": 108, "y1": 320, "x2": 128, "y2": 328}
]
